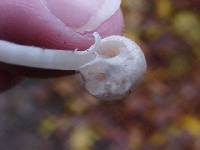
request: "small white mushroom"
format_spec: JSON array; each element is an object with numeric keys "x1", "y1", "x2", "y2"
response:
[{"x1": 0, "y1": 33, "x2": 146, "y2": 100}]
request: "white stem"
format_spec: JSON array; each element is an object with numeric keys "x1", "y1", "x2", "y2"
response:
[{"x1": 0, "y1": 33, "x2": 101, "y2": 70}]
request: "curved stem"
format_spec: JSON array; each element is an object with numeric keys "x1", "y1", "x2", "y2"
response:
[{"x1": 0, "y1": 33, "x2": 102, "y2": 70}]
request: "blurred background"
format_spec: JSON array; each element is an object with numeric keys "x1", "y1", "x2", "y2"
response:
[{"x1": 0, "y1": 0, "x2": 199, "y2": 150}]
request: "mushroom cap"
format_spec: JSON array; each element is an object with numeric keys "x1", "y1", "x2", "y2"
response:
[{"x1": 78, "y1": 35, "x2": 147, "y2": 100}]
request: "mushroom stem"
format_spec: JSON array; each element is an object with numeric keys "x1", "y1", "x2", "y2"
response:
[{"x1": 0, "y1": 34, "x2": 101, "y2": 70}]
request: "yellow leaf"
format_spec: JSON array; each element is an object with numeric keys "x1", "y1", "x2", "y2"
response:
[
  {"x1": 156, "y1": 0, "x2": 172, "y2": 19},
  {"x1": 181, "y1": 115, "x2": 200, "y2": 136}
]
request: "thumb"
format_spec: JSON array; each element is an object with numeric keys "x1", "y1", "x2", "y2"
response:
[{"x1": 0, "y1": 0, "x2": 124, "y2": 50}]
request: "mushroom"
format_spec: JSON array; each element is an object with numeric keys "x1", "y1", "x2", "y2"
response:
[{"x1": 0, "y1": 33, "x2": 146, "y2": 100}]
